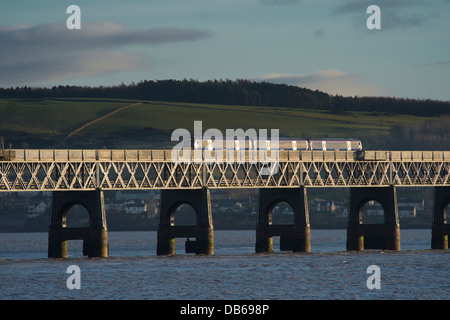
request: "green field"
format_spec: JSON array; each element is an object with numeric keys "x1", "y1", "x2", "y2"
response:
[{"x1": 0, "y1": 97, "x2": 435, "y2": 149}]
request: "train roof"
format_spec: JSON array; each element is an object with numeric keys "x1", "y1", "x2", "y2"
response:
[{"x1": 191, "y1": 137, "x2": 361, "y2": 141}]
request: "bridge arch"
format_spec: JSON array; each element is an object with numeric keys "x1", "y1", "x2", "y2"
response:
[
  {"x1": 267, "y1": 200, "x2": 295, "y2": 225},
  {"x1": 48, "y1": 190, "x2": 108, "y2": 258},
  {"x1": 170, "y1": 202, "x2": 198, "y2": 226},
  {"x1": 256, "y1": 187, "x2": 310, "y2": 253},
  {"x1": 436, "y1": 198, "x2": 450, "y2": 223},
  {"x1": 358, "y1": 200, "x2": 385, "y2": 224},
  {"x1": 57, "y1": 202, "x2": 91, "y2": 228},
  {"x1": 444, "y1": 201, "x2": 450, "y2": 223},
  {"x1": 347, "y1": 186, "x2": 400, "y2": 250},
  {"x1": 157, "y1": 188, "x2": 214, "y2": 255}
]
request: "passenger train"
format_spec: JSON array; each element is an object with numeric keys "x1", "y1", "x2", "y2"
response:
[{"x1": 191, "y1": 138, "x2": 363, "y2": 152}]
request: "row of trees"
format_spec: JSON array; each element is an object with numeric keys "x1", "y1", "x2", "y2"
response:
[
  {"x1": 383, "y1": 116, "x2": 450, "y2": 150},
  {"x1": 2, "y1": 79, "x2": 449, "y2": 116},
  {"x1": 331, "y1": 95, "x2": 450, "y2": 117}
]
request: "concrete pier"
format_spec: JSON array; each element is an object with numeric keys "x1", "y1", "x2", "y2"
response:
[
  {"x1": 48, "y1": 190, "x2": 108, "y2": 258},
  {"x1": 347, "y1": 186, "x2": 400, "y2": 251},
  {"x1": 256, "y1": 187, "x2": 311, "y2": 253},
  {"x1": 157, "y1": 187, "x2": 214, "y2": 255},
  {"x1": 432, "y1": 187, "x2": 450, "y2": 249}
]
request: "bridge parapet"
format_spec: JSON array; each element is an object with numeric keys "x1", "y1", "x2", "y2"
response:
[
  {"x1": 9, "y1": 149, "x2": 450, "y2": 163},
  {"x1": 8, "y1": 149, "x2": 361, "y2": 162}
]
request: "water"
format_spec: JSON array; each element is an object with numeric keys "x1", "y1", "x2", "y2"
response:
[{"x1": 0, "y1": 229, "x2": 448, "y2": 300}]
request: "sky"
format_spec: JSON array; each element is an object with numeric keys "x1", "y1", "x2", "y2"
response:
[{"x1": 1, "y1": 0, "x2": 450, "y2": 101}]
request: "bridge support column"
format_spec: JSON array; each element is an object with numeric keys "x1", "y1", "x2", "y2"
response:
[
  {"x1": 432, "y1": 187, "x2": 450, "y2": 249},
  {"x1": 347, "y1": 186, "x2": 400, "y2": 251},
  {"x1": 256, "y1": 187, "x2": 311, "y2": 253},
  {"x1": 48, "y1": 190, "x2": 108, "y2": 258},
  {"x1": 157, "y1": 187, "x2": 214, "y2": 255}
]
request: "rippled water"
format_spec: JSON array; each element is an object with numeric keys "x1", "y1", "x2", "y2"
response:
[{"x1": 0, "y1": 230, "x2": 448, "y2": 300}]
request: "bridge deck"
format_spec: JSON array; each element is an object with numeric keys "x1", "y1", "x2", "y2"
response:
[
  {"x1": 5, "y1": 149, "x2": 450, "y2": 162},
  {"x1": 1, "y1": 149, "x2": 450, "y2": 191}
]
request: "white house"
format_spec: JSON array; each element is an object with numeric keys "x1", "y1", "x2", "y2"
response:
[
  {"x1": 27, "y1": 201, "x2": 48, "y2": 215},
  {"x1": 124, "y1": 200, "x2": 147, "y2": 214}
]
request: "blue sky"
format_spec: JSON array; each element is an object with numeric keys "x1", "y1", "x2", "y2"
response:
[{"x1": 1, "y1": 0, "x2": 449, "y2": 101}]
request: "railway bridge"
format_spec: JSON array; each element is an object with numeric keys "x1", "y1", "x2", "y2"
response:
[{"x1": 0, "y1": 148, "x2": 449, "y2": 257}]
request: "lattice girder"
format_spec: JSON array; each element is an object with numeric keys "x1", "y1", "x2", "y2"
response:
[{"x1": 1, "y1": 150, "x2": 450, "y2": 191}]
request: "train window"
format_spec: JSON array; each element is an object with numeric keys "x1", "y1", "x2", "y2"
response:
[
  {"x1": 292, "y1": 141, "x2": 297, "y2": 150},
  {"x1": 250, "y1": 139, "x2": 256, "y2": 150},
  {"x1": 207, "y1": 139, "x2": 213, "y2": 150},
  {"x1": 322, "y1": 141, "x2": 326, "y2": 151}
]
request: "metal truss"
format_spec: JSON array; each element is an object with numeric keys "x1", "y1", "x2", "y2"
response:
[{"x1": 1, "y1": 149, "x2": 450, "y2": 191}]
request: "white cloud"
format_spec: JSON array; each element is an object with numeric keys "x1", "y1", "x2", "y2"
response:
[
  {"x1": 416, "y1": 60, "x2": 450, "y2": 67},
  {"x1": 0, "y1": 51, "x2": 148, "y2": 86},
  {"x1": 251, "y1": 70, "x2": 391, "y2": 97},
  {"x1": 0, "y1": 22, "x2": 212, "y2": 86}
]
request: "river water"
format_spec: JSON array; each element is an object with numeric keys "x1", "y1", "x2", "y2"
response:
[{"x1": 0, "y1": 229, "x2": 448, "y2": 300}]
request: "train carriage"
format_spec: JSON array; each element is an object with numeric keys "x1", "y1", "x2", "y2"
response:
[{"x1": 191, "y1": 137, "x2": 362, "y2": 151}]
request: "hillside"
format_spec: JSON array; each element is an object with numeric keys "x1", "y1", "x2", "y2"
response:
[
  {"x1": 0, "y1": 97, "x2": 448, "y2": 151},
  {"x1": 1, "y1": 79, "x2": 450, "y2": 150},
  {"x1": 2, "y1": 79, "x2": 450, "y2": 116}
]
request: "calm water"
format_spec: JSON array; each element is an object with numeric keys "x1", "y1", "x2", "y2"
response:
[{"x1": 0, "y1": 229, "x2": 448, "y2": 300}]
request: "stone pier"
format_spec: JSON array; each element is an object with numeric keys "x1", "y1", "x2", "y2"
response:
[
  {"x1": 157, "y1": 187, "x2": 214, "y2": 255},
  {"x1": 48, "y1": 189, "x2": 108, "y2": 258},
  {"x1": 432, "y1": 187, "x2": 450, "y2": 249},
  {"x1": 347, "y1": 186, "x2": 400, "y2": 251},
  {"x1": 256, "y1": 187, "x2": 311, "y2": 253}
]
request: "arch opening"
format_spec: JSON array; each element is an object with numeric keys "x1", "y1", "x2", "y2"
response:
[
  {"x1": 270, "y1": 201, "x2": 294, "y2": 225},
  {"x1": 60, "y1": 204, "x2": 91, "y2": 257},
  {"x1": 171, "y1": 203, "x2": 198, "y2": 254},
  {"x1": 268, "y1": 201, "x2": 295, "y2": 253},
  {"x1": 173, "y1": 203, "x2": 197, "y2": 226},
  {"x1": 63, "y1": 204, "x2": 90, "y2": 228},
  {"x1": 360, "y1": 200, "x2": 384, "y2": 224}
]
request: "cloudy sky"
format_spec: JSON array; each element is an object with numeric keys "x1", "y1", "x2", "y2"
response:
[{"x1": 1, "y1": 0, "x2": 449, "y2": 100}]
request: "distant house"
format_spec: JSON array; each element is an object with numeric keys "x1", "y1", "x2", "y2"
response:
[
  {"x1": 105, "y1": 200, "x2": 125, "y2": 212},
  {"x1": 311, "y1": 198, "x2": 330, "y2": 213},
  {"x1": 123, "y1": 200, "x2": 147, "y2": 215},
  {"x1": 27, "y1": 201, "x2": 48, "y2": 215},
  {"x1": 233, "y1": 202, "x2": 244, "y2": 211},
  {"x1": 399, "y1": 206, "x2": 417, "y2": 218}
]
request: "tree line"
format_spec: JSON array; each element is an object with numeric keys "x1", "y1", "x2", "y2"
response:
[{"x1": 1, "y1": 79, "x2": 449, "y2": 117}]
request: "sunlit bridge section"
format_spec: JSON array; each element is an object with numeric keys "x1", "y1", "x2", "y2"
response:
[
  {"x1": 1, "y1": 149, "x2": 450, "y2": 191},
  {"x1": 0, "y1": 148, "x2": 449, "y2": 257}
]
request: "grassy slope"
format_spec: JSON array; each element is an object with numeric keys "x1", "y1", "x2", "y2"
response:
[
  {"x1": 0, "y1": 98, "x2": 133, "y2": 135},
  {"x1": 0, "y1": 97, "x2": 426, "y2": 149}
]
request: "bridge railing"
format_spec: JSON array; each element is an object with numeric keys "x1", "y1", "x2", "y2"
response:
[
  {"x1": 8, "y1": 149, "x2": 450, "y2": 162},
  {"x1": 5, "y1": 149, "x2": 368, "y2": 162}
]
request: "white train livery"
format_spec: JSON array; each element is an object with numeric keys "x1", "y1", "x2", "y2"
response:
[{"x1": 191, "y1": 138, "x2": 362, "y2": 151}]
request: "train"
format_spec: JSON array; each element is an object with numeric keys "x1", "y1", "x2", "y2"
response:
[{"x1": 191, "y1": 137, "x2": 363, "y2": 152}]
